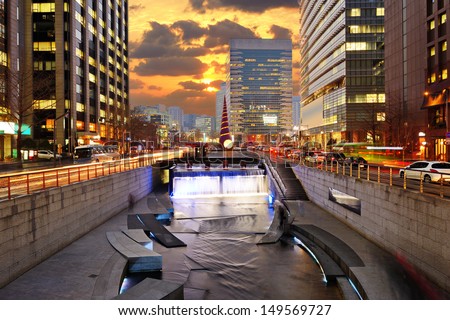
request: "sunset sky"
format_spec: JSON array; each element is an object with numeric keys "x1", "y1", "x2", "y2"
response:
[{"x1": 128, "y1": 0, "x2": 300, "y2": 116}]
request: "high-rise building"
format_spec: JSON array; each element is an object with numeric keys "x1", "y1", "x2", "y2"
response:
[
  {"x1": 384, "y1": 1, "x2": 428, "y2": 158},
  {"x1": 227, "y1": 39, "x2": 293, "y2": 144},
  {"x1": 23, "y1": 0, "x2": 129, "y2": 152},
  {"x1": 167, "y1": 106, "x2": 184, "y2": 131},
  {"x1": 0, "y1": 0, "x2": 22, "y2": 160},
  {"x1": 299, "y1": 0, "x2": 385, "y2": 148},
  {"x1": 421, "y1": 0, "x2": 450, "y2": 161}
]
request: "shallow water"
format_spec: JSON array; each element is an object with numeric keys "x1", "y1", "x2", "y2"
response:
[{"x1": 142, "y1": 195, "x2": 343, "y2": 300}]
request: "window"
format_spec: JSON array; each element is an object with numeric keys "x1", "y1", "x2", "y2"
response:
[
  {"x1": 429, "y1": 46, "x2": 436, "y2": 56},
  {"x1": 376, "y1": 8, "x2": 384, "y2": 16},
  {"x1": 440, "y1": 13, "x2": 447, "y2": 25},
  {"x1": 441, "y1": 41, "x2": 447, "y2": 52},
  {"x1": 429, "y1": 19, "x2": 435, "y2": 30},
  {"x1": 442, "y1": 69, "x2": 448, "y2": 80},
  {"x1": 348, "y1": 8, "x2": 361, "y2": 17}
]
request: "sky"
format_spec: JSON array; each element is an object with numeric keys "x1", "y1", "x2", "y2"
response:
[{"x1": 128, "y1": 0, "x2": 300, "y2": 116}]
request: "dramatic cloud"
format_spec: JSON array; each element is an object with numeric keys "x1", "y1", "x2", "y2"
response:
[
  {"x1": 129, "y1": 78, "x2": 146, "y2": 90},
  {"x1": 133, "y1": 57, "x2": 209, "y2": 77},
  {"x1": 172, "y1": 20, "x2": 208, "y2": 42},
  {"x1": 269, "y1": 25, "x2": 292, "y2": 40},
  {"x1": 205, "y1": 19, "x2": 258, "y2": 48},
  {"x1": 129, "y1": 3, "x2": 145, "y2": 12},
  {"x1": 178, "y1": 80, "x2": 209, "y2": 91},
  {"x1": 131, "y1": 20, "x2": 256, "y2": 60},
  {"x1": 189, "y1": 0, "x2": 298, "y2": 13},
  {"x1": 147, "y1": 84, "x2": 163, "y2": 91}
]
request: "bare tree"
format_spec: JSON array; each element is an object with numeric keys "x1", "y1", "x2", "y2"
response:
[
  {"x1": 0, "y1": 62, "x2": 57, "y2": 160},
  {"x1": 383, "y1": 93, "x2": 405, "y2": 146}
]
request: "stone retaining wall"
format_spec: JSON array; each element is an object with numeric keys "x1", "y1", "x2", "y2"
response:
[
  {"x1": 292, "y1": 165, "x2": 450, "y2": 294},
  {"x1": 0, "y1": 166, "x2": 160, "y2": 288}
]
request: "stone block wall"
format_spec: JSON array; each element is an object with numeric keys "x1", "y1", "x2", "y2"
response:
[
  {"x1": 292, "y1": 165, "x2": 450, "y2": 294},
  {"x1": 0, "y1": 166, "x2": 160, "y2": 288}
]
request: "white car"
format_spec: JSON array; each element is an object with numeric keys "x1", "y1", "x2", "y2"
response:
[
  {"x1": 399, "y1": 161, "x2": 450, "y2": 183},
  {"x1": 37, "y1": 150, "x2": 62, "y2": 160}
]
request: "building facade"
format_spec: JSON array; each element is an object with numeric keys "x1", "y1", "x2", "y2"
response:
[
  {"x1": 298, "y1": 0, "x2": 385, "y2": 149},
  {"x1": 384, "y1": 1, "x2": 429, "y2": 158},
  {"x1": 227, "y1": 39, "x2": 293, "y2": 144},
  {"x1": 0, "y1": 0, "x2": 22, "y2": 160},
  {"x1": 167, "y1": 106, "x2": 184, "y2": 132},
  {"x1": 421, "y1": 0, "x2": 450, "y2": 161},
  {"x1": 21, "y1": 0, "x2": 129, "y2": 153}
]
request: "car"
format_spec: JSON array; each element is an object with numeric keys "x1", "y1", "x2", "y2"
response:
[
  {"x1": 74, "y1": 145, "x2": 113, "y2": 163},
  {"x1": 322, "y1": 152, "x2": 346, "y2": 164},
  {"x1": 344, "y1": 156, "x2": 368, "y2": 170},
  {"x1": 304, "y1": 151, "x2": 325, "y2": 165},
  {"x1": 399, "y1": 161, "x2": 450, "y2": 183},
  {"x1": 37, "y1": 150, "x2": 62, "y2": 160}
]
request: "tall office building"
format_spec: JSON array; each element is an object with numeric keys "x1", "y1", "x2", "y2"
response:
[
  {"x1": 299, "y1": 0, "x2": 385, "y2": 146},
  {"x1": 227, "y1": 39, "x2": 293, "y2": 144},
  {"x1": 384, "y1": 1, "x2": 429, "y2": 157},
  {"x1": 0, "y1": 0, "x2": 22, "y2": 160},
  {"x1": 167, "y1": 106, "x2": 184, "y2": 131},
  {"x1": 23, "y1": 0, "x2": 129, "y2": 152},
  {"x1": 421, "y1": 0, "x2": 450, "y2": 161}
]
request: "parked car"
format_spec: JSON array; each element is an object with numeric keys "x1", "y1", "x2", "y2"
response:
[
  {"x1": 37, "y1": 150, "x2": 62, "y2": 160},
  {"x1": 399, "y1": 161, "x2": 450, "y2": 183},
  {"x1": 344, "y1": 156, "x2": 368, "y2": 170}
]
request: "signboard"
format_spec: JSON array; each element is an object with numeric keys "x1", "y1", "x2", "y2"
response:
[
  {"x1": 263, "y1": 114, "x2": 277, "y2": 125},
  {"x1": 446, "y1": 138, "x2": 450, "y2": 145},
  {"x1": 446, "y1": 132, "x2": 450, "y2": 138}
]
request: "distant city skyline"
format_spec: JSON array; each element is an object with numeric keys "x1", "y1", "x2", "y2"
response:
[{"x1": 128, "y1": 0, "x2": 299, "y2": 116}]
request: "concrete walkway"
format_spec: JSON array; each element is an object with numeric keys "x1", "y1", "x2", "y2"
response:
[{"x1": 0, "y1": 190, "x2": 446, "y2": 299}]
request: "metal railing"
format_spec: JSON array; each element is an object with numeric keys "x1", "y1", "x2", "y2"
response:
[
  {"x1": 284, "y1": 157, "x2": 450, "y2": 199},
  {"x1": 0, "y1": 152, "x2": 181, "y2": 201}
]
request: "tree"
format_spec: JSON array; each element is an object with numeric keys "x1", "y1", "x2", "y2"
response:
[{"x1": 0, "y1": 61, "x2": 57, "y2": 160}]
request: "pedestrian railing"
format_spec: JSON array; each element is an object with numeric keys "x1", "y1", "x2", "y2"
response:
[
  {"x1": 286, "y1": 158, "x2": 450, "y2": 199},
  {"x1": 0, "y1": 152, "x2": 181, "y2": 201}
]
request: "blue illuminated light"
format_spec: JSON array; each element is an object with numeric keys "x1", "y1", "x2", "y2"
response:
[{"x1": 293, "y1": 237, "x2": 327, "y2": 284}]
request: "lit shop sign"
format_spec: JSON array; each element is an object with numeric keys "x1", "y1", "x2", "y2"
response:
[
  {"x1": 263, "y1": 114, "x2": 277, "y2": 125},
  {"x1": 0, "y1": 122, "x2": 31, "y2": 135}
]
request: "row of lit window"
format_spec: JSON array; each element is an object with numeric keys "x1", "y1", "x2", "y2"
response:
[
  {"x1": 348, "y1": 8, "x2": 384, "y2": 17},
  {"x1": 348, "y1": 25, "x2": 384, "y2": 34},
  {"x1": 347, "y1": 93, "x2": 386, "y2": 103},
  {"x1": 428, "y1": 69, "x2": 448, "y2": 84},
  {"x1": 428, "y1": 12, "x2": 446, "y2": 30},
  {"x1": 345, "y1": 42, "x2": 379, "y2": 51}
]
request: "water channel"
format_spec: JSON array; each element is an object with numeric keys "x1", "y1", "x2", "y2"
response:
[{"x1": 122, "y1": 164, "x2": 343, "y2": 299}]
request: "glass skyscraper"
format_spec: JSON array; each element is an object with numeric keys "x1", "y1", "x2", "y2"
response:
[
  {"x1": 227, "y1": 39, "x2": 293, "y2": 144},
  {"x1": 299, "y1": 0, "x2": 385, "y2": 146}
]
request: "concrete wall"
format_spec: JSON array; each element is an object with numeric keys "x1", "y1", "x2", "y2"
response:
[
  {"x1": 292, "y1": 165, "x2": 450, "y2": 293},
  {"x1": 0, "y1": 166, "x2": 161, "y2": 288}
]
